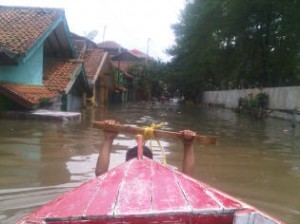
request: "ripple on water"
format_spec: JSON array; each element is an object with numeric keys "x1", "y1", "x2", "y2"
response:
[{"x1": 0, "y1": 104, "x2": 300, "y2": 224}]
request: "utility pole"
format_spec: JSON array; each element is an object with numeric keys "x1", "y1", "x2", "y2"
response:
[{"x1": 102, "y1": 25, "x2": 106, "y2": 45}]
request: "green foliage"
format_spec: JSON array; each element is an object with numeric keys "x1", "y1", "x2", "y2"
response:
[
  {"x1": 127, "y1": 60, "x2": 171, "y2": 100},
  {"x1": 168, "y1": 0, "x2": 300, "y2": 100},
  {"x1": 238, "y1": 92, "x2": 269, "y2": 110},
  {"x1": 39, "y1": 98, "x2": 51, "y2": 103}
]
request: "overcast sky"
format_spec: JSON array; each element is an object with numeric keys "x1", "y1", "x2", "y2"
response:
[{"x1": 0, "y1": 0, "x2": 185, "y2": 61}]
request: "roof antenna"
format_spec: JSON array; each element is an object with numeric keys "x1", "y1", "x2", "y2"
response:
[{"x1": 86, "y1": 30, "x2": 98, "y2": 41}]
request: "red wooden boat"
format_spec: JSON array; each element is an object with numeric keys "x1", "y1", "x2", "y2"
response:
[
  {"x1": 18, "y1": 158, "x2": 283, "y2": 224},
  {"x1": 18, "y1": 122, "x2": 284, "y2": 224}
]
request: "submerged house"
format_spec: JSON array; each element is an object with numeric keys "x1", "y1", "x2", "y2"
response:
[
  {"x1": 111, "y1": 60, "x2": 134, "y2": 103},
  {"x1": 111, "y1": 49, "x2": 152, "y2": 102},
  {"x1": 98, "y1": 40, "x2": 155, "y2": 102},
  {"x1": 72, "y1": 34, "x2": 114, "y2": 106},
  {"x1": 0, "y1": 6, "x2": 91, "y2": 111}
]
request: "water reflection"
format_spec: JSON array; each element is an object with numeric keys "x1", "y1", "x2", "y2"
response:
[{"x1": 0, "y1": 103, "x2": 300, "y2": 223}]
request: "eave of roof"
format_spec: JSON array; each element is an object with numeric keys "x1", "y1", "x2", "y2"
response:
[{"x1": 0, "y1": 83, "x2": 56, "y2": 108}]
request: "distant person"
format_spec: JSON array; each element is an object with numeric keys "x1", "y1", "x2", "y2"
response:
[{"x1": 95, "y1": 120, "x2": 196, "y2": 177}]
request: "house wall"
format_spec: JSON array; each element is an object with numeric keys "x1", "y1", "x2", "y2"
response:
[
  {"x1": 0, "y1": 45, "x2": 43, "y2": 85},
  {"x1": 66, "y1": 94, "x2": 82, "y2": 111},
  {"x1": 42, "y1": 93, "x2": 82, "y2": 112},
  {"x1": 40, "y1": 95, "x2": 62, "y2": 111},
  {"x1": 92, "y1": 55, "x2": 113, "y2": 106}
]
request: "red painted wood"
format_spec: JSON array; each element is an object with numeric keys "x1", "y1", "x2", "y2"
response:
[
  {"x1": 115, "y1": 159, "x2": 153, "y2": 214},
  {"x1": 21, "y1": 177, "x2": 100, "y2": 221},
  {"x1": 207, "y1": 186, "x2": 246, "y2": 210},
  {"x1": 176, "y1": 172, "x2": 244, "y2": 211},
  {"x1": 151, "y1": 161, "x2": 189, "y2": 211},
  {"x1": 175, "y1": 171, "x2": 223, "y2": 210},
  {"x1": 18, "y1": 158, "x2": 283, "y2": 224},
  {"x1": 17, "y1": 162, "x2": 129, "y2": 223},
  {"x1": 84, "y1": 162, "x2": 128, "y2": 217}
]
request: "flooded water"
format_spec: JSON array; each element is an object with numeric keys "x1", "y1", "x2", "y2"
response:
[{"x1": 0, "y1": 102, "x2": 299, "y2": 223}]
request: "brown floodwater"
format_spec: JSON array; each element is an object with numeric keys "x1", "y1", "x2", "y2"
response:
[{"x1": 0, "y1": 102, "x2": 299, "y2": 223}]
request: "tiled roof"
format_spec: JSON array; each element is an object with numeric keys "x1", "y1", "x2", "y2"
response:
[
  {"x1": 43, "y1": 59, "x2": 82, "y2": 93},
  {"x1": 72, "y1": 39, "x2": 86, "y2": 58},
  {"x1": 0, "y1": 7, "x2": 88, "y2": 109},
  {"x1": 71, "y1": 34, "x2": 106, "y2": 81},
  {"x1": 0, "y1": 59, "x2": 83, "y2": 108},
  {"x1": 0, "y1": 6, "x2": 63, "y2": 56},
  {"x1": 130, "y1": 49, "x2": 148, "y2": 58},
  {"x1": 84, "y1": 48, "x2": 106, "y2": 81},
  {"x1": 0, "y1": 83, "x2": 56, "y2": 108}
]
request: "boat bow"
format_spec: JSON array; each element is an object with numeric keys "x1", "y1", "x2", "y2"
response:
[{"x1": 18, "y1": 158, "x2": 283, "y2": 224}]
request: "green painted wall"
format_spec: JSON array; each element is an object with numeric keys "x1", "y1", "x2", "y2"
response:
[{"x1": 0, "y1": 45, "x2": 44, "y2": 85}]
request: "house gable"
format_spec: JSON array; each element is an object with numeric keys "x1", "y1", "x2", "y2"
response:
[
  {"x1": 0, "y1": 6, "x2": 76, "y2": 85},
  {"x1": 0, "y1": 6, "x2": 92, "y2": 110},
  {"x1": 71, "y1": 34, "x2": 113, "y2": 88},
  {"x1": 0, "y1": 6, "x2": 75, "y2": 62}
]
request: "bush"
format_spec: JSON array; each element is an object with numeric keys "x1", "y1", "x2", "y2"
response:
[{"x1": 237, "y1": 92, "x2": 270, "y2": 118}]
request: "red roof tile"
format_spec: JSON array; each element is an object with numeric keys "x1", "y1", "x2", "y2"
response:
[
  {"x1": 43, "y1": 59, "x2": 82, "y2": 93},
  {"x1": 130, "y1": 49, "x2": 148, "y2": 58},
  {"x1": 84, "y1": 48, "x2": 106, "y2": 80},
  {"x1": 0, "y1": 83, "x2": 56, "y2": 108},
  {"x1": 0, "y1": 7, "x2": 87, "y2": 109},
  {"x1": 0, "y1": 6, "x2": 63, "y2": 56},
  {"x1": 0, "y1": 59, "x2": 83, "y2": 108}
]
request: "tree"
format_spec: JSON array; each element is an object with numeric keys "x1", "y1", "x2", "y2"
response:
[
  {"x1": 128, "y1": 60, "x2": 170, "y2": 101},
  {"x1": 168, "y1": 0, "x2": 300, "y2": 100}
]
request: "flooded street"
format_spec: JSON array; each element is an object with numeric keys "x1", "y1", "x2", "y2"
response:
[{"x1": 0, "y1": 103, "x2": 300, "y2": 223}]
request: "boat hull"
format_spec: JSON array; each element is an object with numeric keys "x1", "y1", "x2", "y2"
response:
[{"x1": 18, "y1": 158, "x2": 284, "y2": 224}]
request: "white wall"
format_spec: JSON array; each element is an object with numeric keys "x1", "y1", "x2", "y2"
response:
[
  {"x1": 202, "y1": 86, "x2": 300, "y2": 120},
  {"x1": 202, "y1": 86, "x2": 300, "y2": 110}
]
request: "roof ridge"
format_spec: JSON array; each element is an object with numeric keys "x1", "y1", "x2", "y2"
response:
[{"x1": 0, "y1": 5, "x2": 65, "y2": 12}]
